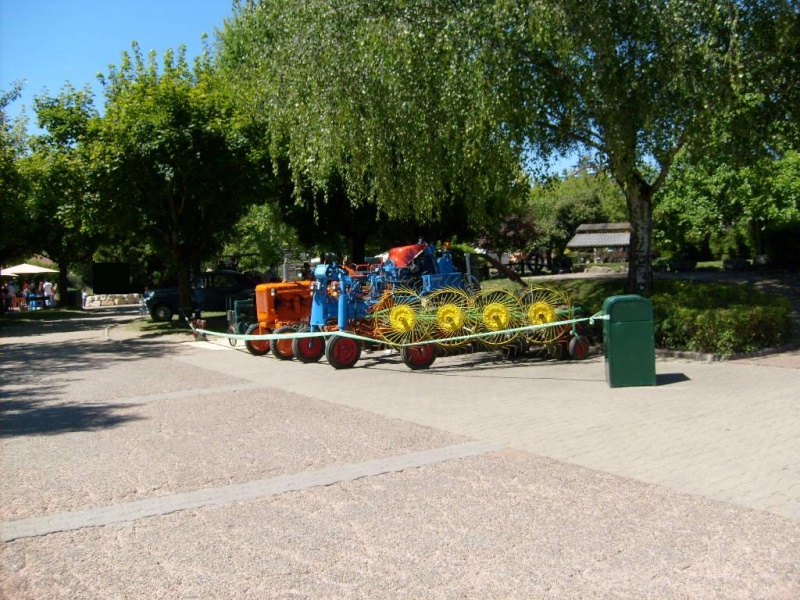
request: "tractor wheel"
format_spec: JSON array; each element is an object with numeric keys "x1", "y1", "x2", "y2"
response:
[
  {"x1": 325, "y1": 335, "x2": 361, "y2": 369},
  {"x1": 293, "y1": 326, "x2": 325, "y2": 363},
  {"x1": 244, "y1": 323, "x2": 271, "y2": 356},
  {"x1": 401, "y1": 343, "x2": 437, "y2": 370},
  {"x1": 272, "y1": 325, "x2": 296, "y2": 360},
  {"x1": 227, "y1": 325, "x2": 238, "y2": 347},
  {"x1": 568, "y1": 335, "x2": 590, "y2": 360},
  {"x1": 150, "y1": 303, "x2": 174, "y2": 322}
]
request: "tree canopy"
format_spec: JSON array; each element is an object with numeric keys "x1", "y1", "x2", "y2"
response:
[
  {"x1": 17, "y1": 85, "x2": 99, "y2": 300},
  {"x1": 86, "y1": 43, "x2": 269, "y2": 305},
  {"x1": 219, "y1": 0, "x2": 798, "y2": 294},
  {"x1": 217, "y1": 0, "x2": 529, "y2": 244},
  {"x1": 0, "y1": 82, "x2": 29, "y2": 263}
]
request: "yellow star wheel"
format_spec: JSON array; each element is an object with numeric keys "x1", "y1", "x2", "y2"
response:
[
  {"x1": 473, "y1": 289, "x2": 523, "y2": 347},
  {"x1": 423, "y1": 287, "x2": 473, "y2": 347},
  {"x1": 370, "y1": 287, "x2": 429, "y2": 347},
  {"x1": 519, "y1": 286, "x2": 572, "y2": 343}
]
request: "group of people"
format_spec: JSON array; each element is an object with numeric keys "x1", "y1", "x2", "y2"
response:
[{"x1": 1, "y1": 278, "x2": 58, "y2": 311}]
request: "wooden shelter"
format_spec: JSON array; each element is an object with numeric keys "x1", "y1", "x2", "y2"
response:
[{"x1": 566, "y1": 223, "x2": 631, "y2": 263}]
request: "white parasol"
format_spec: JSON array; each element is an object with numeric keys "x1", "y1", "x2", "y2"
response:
[{"x1": 0, "y1": 263, "x2": 59, "y2": 276}]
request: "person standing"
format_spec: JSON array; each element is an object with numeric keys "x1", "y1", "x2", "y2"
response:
[
  {"x1": 266, "y1": 263, "x2": 281, "y2": 283},
  {"x1": 5, "y1": 279, "x2": 17, "y2": 310},
  {"x1": 43, "y1": 279, "x2": 54, "y2": 307},
  {"x1": 300, "y1": 263, "x2": 313, "y2": 280}
]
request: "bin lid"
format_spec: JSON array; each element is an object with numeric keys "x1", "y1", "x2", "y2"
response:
[{"x1": 603, "y1": 294, "x2": 653, "y2": 322}]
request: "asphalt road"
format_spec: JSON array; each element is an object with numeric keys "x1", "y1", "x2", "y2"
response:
[{"x1": 1, "y1": 304, "x2": 799, "y2": 599}]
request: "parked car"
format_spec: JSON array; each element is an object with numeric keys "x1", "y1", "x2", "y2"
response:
[{"x1": 143, "y1": 270, "x2": 258, "y2": 322}]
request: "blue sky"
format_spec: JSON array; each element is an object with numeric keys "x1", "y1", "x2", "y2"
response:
[
  {"x1": 0, "y1": 0, "x2": 578, "y2": 172},
  {"x1": 1, "y1": 0, "x2": 236, "y2": 129}
]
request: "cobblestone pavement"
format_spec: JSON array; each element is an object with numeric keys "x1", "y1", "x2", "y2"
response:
[
  {"x1": 1, "y1": 306, "x2": 799, "y2": 598},
  {"x1": 171, "y1": 338, "x2": 800, "y2": 523}
]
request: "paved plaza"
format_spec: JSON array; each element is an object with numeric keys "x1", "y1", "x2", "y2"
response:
[{"x1": 1, "y1": 306, "x2": 799, "y2": 598}]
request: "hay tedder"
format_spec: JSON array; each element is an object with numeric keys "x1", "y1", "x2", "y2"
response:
[{"x1": 225, "y1": 242, "x2": 590, "y2": 369}]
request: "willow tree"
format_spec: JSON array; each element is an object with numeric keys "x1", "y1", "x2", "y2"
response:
[
  {"x1": 219, "y1": 0, "x2": 795, "y2": 293},
  {"x1": 217, "y1": 0, "x2": 529, "y2": 259}
]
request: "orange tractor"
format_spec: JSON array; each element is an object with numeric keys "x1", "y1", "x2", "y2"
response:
[{"x1": 243, "y1": 281, "x2": 315, "y2": 359}]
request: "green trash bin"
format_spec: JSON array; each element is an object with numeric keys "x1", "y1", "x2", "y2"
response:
[{"x1": 603, "y1": 295, "x2": 656, "y2": 387}]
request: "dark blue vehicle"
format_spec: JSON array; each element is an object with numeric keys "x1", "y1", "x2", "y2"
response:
[{"x1": 143, "y1": 270, "x2": 257, "y2": 322}]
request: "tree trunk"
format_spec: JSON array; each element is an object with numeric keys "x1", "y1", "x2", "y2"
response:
[
  {"x1": 625, "y1": 184, "x2": 654, "y2": 296},
  {"x1": 348, "y1": 234, "x2": 367, "y2": 266},
  {"x1": 57, "y1": 265, "x2": 70, "y2": 308},
  {"x1": 477, "y1": 253, "x2": 529, "y2": 287},
  {"x1": 175, "y1": 248, "x2": 193, "y2": 320}
]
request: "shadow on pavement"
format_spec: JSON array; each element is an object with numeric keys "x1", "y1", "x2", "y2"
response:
[
  {"x1": 656, "y1": 372, "x2": 691, "y2": 386},
  {"x1": 1, "y1": 337, "x2": 177, "y2": 387},
  {"x1": 0, "y1": 395, "x2": 145, "y2": 438},
  {"x1": 1, "y1": 308, "x2": 146, "y2": 338}
]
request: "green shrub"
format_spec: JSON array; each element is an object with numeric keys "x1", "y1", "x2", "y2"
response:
[
  {"x1": 482, "y1": 277, "x2": 792, "y2": 354},
  {"x1": 651, "y1": 281, "x2": 792, "y2": 354}
]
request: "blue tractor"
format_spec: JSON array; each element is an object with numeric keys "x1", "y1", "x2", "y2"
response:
[{"x1": 301, "y1": 242, "x2": 473, "y2": 370}]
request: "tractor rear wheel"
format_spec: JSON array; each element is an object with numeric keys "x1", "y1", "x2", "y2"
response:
[{"x1": 272, "y1": 325, "x2": 296, "y2": 360}]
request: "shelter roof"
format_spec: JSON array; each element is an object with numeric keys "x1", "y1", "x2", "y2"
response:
[
  {"x1": 567, "y1": 231, "x2": 631, "y2": 249},
  {"x1": 575, "y1": 222, "x2": 631, "y2": 233}
]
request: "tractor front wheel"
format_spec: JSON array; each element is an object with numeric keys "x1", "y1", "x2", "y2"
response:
[
  {"x1": 272, "y1": 325, "x2": 297, "y2": 360},
  {"x1": 293, "y1": 326, "x2": 325, "y2": 363},
  {"x1": 244, "y1": 324, "x2": 271, "y2": 356}
]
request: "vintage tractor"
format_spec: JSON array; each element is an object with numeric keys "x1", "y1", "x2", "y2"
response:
[
  {"x1": 282, "y1": 242, "x2": 471, "y2": 370},
  {"x1": 244, "y1": 280, "x2": 314, "y2": 359}
]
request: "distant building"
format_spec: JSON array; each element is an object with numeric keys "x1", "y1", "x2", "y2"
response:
[{"x1": 566, "y1": 223, "x2": 631, "y2": 263}]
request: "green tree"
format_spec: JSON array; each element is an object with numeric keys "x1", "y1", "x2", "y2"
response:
[
  {"x1": 19, "y1": 85, "x2": 98, "y2": 302},
  {"x1": 478, "y1": 0, "x2": 798, "y2": 293},
  {"x1": 87, "y1": 43, "x2": 268, "y2": 310},
  {"x1": 652, "y1": 1, "x2": 800, "y2": 265},
  {"x1": 529, "y1": 171, "x2": 620, "y2": 265},
  {"x1": 216, "y1": 0, "x2": 528, "y2": 257},
  {"x1": 656, "y1": 149, "x2": 800, "y2": 261},
  {"x1": 227, "y1": 0, "x2": 798, "y2": 295},
  {"x1": 223, "y1": 202, "x2": 301, "y2": 269},
  {"x1": 529, "y1": 167, "x2": 626, "y2": 263},
  {"x1": 0, "y1": 82, "x2": 29, "y2": 265}
]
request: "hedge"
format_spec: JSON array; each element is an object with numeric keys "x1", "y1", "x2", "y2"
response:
[{"x1": 651, "y1": 281, "x2": 793, "y2": 355}]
